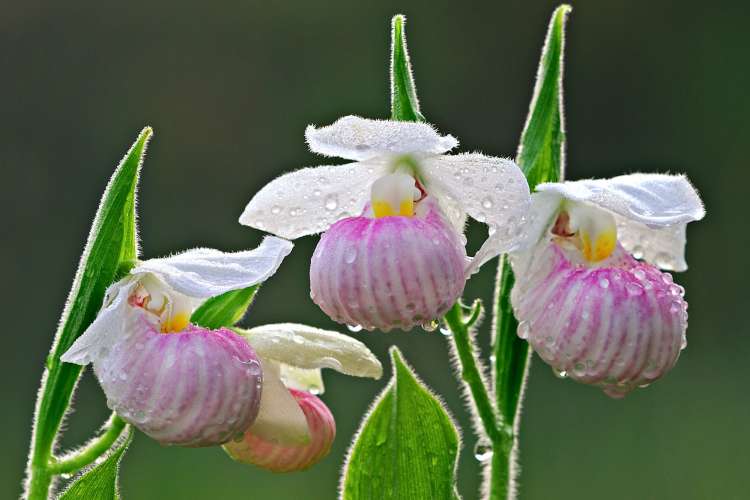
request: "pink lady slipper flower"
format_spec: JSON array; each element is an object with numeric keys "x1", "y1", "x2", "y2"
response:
[
  {"x1": 60, "y1": 237, "x2": 293, "y2": 446},
  {"x1": 239, "y1": 116, "x2": 531, "y2": 331},
  {"x1": 224, "y1": 323, "x2": 382, "y2": 472},
  {"x1": 510, "y1": 174, "x2": 705, "y2": 398}
]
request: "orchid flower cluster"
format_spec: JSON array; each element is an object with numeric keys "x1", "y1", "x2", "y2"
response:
[{"x1": 25, "y1": 7, "x2": 706, "y2": 500}]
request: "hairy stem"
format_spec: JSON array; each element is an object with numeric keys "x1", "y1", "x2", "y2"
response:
[{"x1": 50, "y1": 414, "x2": 127, "y2": 475}]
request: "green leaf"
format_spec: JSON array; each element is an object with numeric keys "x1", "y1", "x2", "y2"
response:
[
  {"x1": 58, "y1": 427, "x2": 133, "y2": 500},
  {"x1": 493, "y1": 3, "x2": 570, "y2": 427},
  {"x1": 342, "y1": 347, "x2": 460, "y2": 500},
  {"x1": 26, "y1": 128, "x2": 151, "y2": 499},
  {"x1": 516, "y1": 4, "x2": 571, "y2": 190},
  {"x1": 390, "y1": 14, "x2": 425, "y2": 122},
  {"x1": 190, "y1": 284, "x2": 260, "y2": 329}
]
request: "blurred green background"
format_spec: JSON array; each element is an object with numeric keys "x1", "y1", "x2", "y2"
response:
[{"x1": 2, "y1": 0, "x2": 747, "y2": 498}]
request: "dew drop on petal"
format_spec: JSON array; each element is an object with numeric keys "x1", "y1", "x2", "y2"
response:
[
  {"x1": 439, "y1": 326, "x2": 452, "y2": 336},
  {"x1": 292, "y1": 334, "x2": 305, "y2": 344},
  {"x1": 633, "y1": 269, "x2": 646, "y2": 281},
  {"x1": 553, "y1": 368, "x2": 568, "y2": 379},
  {"x1": 346, "y1": 324, "x2": 363, "y2": 333},
  {"x1": 422, "y1": 320, "x2": 439, "y2": 332},
  {"x1": 517, "y1": 321, "x2": 530, "y2": 340},
  {"x1": 626, "y1": 282, "x2": 644, "y2": 296},
  {"x1": 344, "y1": 247, "x2": 358, "y2": 264},
  {"x1": 271, "y1": 205, "x2": 282, "y2": 215},
  {"x1": 324, "y1": 196, "x2": 338, "y2": 211},
  {"x1": 598, "y1": 278, "x2": 610, "y2": 289},
  {"x1": 481, "y1": 197, "x2": 493, "y2": 209}
]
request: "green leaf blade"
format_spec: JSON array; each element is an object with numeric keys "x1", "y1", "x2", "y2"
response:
[
  {"x1": 190, "y1": 284, "x2": 260, "y2": 329},
  {"x1": 516, "y1": 4, "x2": 571, "y2": 190},
  {"x1": 342, "y1": 347, "x2": 460, "y2": 500},
  {"x1": 26, "y1": 128, "x2": 151, "y2": 499},
  {"x1": 59, "y1": 427, "x2": 133, "y2": 500},
  {"x1": 390, "y1": 15, "x2": 425, "y2": 122}
]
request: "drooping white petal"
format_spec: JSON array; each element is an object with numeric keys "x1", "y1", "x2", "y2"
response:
[
  {"x1": 239, "y1": 323, "x2": 383, "y2": 379},
  {"x1": 239, "y1": 162, "x2": 390, "y2": 239},
  {"x1": 60, "y1": 278, "x2": 141, "y2": 365},
  {"x1": 305, "y1": 115, "x2": 458, "y2": 161},
  {"x1": 420, "y1": 154, "x2": 532, "y2": 274},
  {"x1": 131, "y1": 236, "x2": 293, "y2": 298},
  {"x1": 247, "y1": 359, "x2": 310, "y2": 445},
  {"x1": 535, "y1": 174, "x2": 705, "y2": 227},
  {"x1": 534, "y1": 174, "x2": 705, "y2": 271}
]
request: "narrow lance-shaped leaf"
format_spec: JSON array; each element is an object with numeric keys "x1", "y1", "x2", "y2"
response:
[
  {"x1": 59, "y1": 427, "x2": 133, "y2": 500},
  {"x1": 493, "y1": 4, "x2": 570, "y2": 425},
  {"x1": 190, "y1": 284, "x2": 261, "y2": 329},
  {"x1": 26, "y1": 128, "x2": 151, "y2": 498},
  {"x1": 341, "y1": 347, "x2": 461, "y2": 500},
  {"x1": 390, "y1": 14, "x2": 425, "y2": 122}
]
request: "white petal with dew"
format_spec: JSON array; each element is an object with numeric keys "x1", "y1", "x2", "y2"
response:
[
  {"x1": 421, "y1": 154, "x2": 531, "y2": 274},
  {"x1": 536, "y1": 174, "x2": 705, "y2": 227},
  {"x1": 305, "y1": 115, "x2": 458, "y2": 161},
  {"x1": 60, "y1": 278, "x2": 141, "y2": 365},
  {"x1": 131, "y1": 236, "x2": 293, "y2": 299},
  {"x1": 239, "y1": 162, "x2": 389, "y2": 239},
  {"x1": 535, "y1": 174, "x2": 704, "y2": 270},
  {"x1": 247, "y1": 359, "x2": 310, "y2": 446},
  {"x1": 239, "y1": 323, "x2": 383, "y2": 379}
]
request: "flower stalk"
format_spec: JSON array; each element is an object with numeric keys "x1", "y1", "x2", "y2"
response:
[{"x1": 49, "y1": 414, "x2": 127, "y2": 475}]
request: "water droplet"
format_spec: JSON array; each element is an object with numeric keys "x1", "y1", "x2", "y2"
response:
[
  {"x1": 598, "y1": 278, "x2": 610, "y2": 289},
  {"x1": 681, "y1": 335, "x2": 687, "y2": 350},
  {"x1": 271, "y1": 205, "x2": 282, "y2": 215},
  {"x1": 474, "y1": 440, "x2": 494, "y2": 462},
  {"x1": 626, "y1": 282, "x2": 643, "y2": 296},
  {"x1": 517, "y1": 321, "x2": 530, "y2": 340},
  {"x1": 440, "y1": 326, "x2": 452, "y2": 336},
  {"x1": 669, "y1": 300, "x2": 683, "y2": 314},
  {"x1": 481, "y1": 197, "x2": 493, "y2": 209},
  {"x1": 422, "y1": 320, "x2": 439, "y2": 332},
  {"x1": 655, "y1": 252, "x2": 672, "y2": 269},
  {"x1": 344, "y1": 247, "x2": 358, "y2": 264},
  {"x1": 633, "y1": 269, "x2": 646, "y2": 281},
  {"x1": 662, "y1": 273, "x2": 674, "y2": 284},
  {"x1": 553, "y1": 368, "x2": 568, "y2": 379},
  {"x1": 572, "y1": 362, "x2": 586, "y2": 377},
  {"x1": 292, "y1": 334, "x2": 305, "y2": 344},
  {"x1": 631, "y1": 245, "x2": 644, "y2": 259},
  {"x1": 324, "y1": 196, "x2": 338, "y2": 211},
  {"x1": 347, "y1": 324, "x2": 363, "y2": 333}
]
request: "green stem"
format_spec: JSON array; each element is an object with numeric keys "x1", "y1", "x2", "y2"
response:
[
  {"x1": 50, "y1": 414, "x2": 127, "y2": 474},
  {"x1": 444, "y1": 304, "x2": 508, "y2": 448}
]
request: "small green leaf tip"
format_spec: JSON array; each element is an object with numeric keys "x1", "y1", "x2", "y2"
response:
[
  {"x1": 390, "y1": 14, "x2": 425, "y2": 122},
  {"x1": 517, "y1": 4, "x2": 571, "y2": 189},
  {"x1": 341, "y1": 346, "x2": 460, "y2": 500}
]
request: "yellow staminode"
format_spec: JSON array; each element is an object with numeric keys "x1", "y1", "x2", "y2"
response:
[
  {"x1": 162, "y1": 312, "x2": 190, "y2": 333},
  {"x1": 371, "y1": 173, "x2": 418, "y2": 218},
  {"x1": 567, "y1": 201, "x2": 618, "y2": 263}
]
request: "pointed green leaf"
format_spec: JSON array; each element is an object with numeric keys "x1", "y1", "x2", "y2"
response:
[
  {"x1": 390, "y1": 15, "x2": 425, "y2": 122},
  {"x1": 342, "y1": 347, "x2": 460, "y2": 500},
  {"x1": 27, "y1": 128, "x2": 151, "y2": 497},
  {"x1": 59, "y1": 427, "x2": 133, "y2": 500},
  {"x1": 190, "y1": 284, "x2": 260, "y2": 329},
  {"x1": 516, "y1": 4, "x2": 570, "y2": 190}
]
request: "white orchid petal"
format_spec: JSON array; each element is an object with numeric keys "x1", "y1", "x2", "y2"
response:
[
  {"x1": 279, "y1": 365, "x2": 325, "y2": 395},
  {"x1": 130, "y1": 236, "x2": 292, "y2": 299},
  {"x1": 60, "y1": 278, "x2": 141, "y2": 365},
  {"x1": 615, "y1": 215, "x2": 689, "y2": 271},
  {"x1": 535, "y1": 174, "x2": 704, "y2": 270},
  {"x1": 421, "y1": 154, "x2": 531, "y2": 274},
  {"x1": 305, "y1": 116, "x2": 458, "y2": 161},
  {"x1": 536, "y1": 173, "x2": 705, "y2": 227},
  {"x1": 239, "y1": 162, "x2": 389, "y2": 239},
  {"x1": 240, "y1": 323, "x2": 383, "y2": 379},
  {"x1": 248, "y1": 359, "x2": 310, "y2": 445}
]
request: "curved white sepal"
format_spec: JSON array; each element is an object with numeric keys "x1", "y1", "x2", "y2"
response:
[
  {"x1": 240, "y1": 323, "x2": 383, "y2": 379},
  {"x1": 305, "y1": 115, "x2": 458, "y2": 161},
  {"x1": 239, "y1": 162, "x2": 390, "y2": 239},
  {"x1": 131, "y1": 236, "x2": 293, "y2": 298},
  {"x1": 421, "y1": 154, "x2": 531, "y2": 274},
  {"x1": 536, "y1": 174, "x2": 705, "y2": 227},
  {"x1": 279, "y1": 365, "x2": 325, "y2": 395},
  {"x1": 246, "y1": 359, "x2": 310, "y2": 446},
  {"x1": 60, "y1": 278, "x2": 140, "y2": 366}
]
